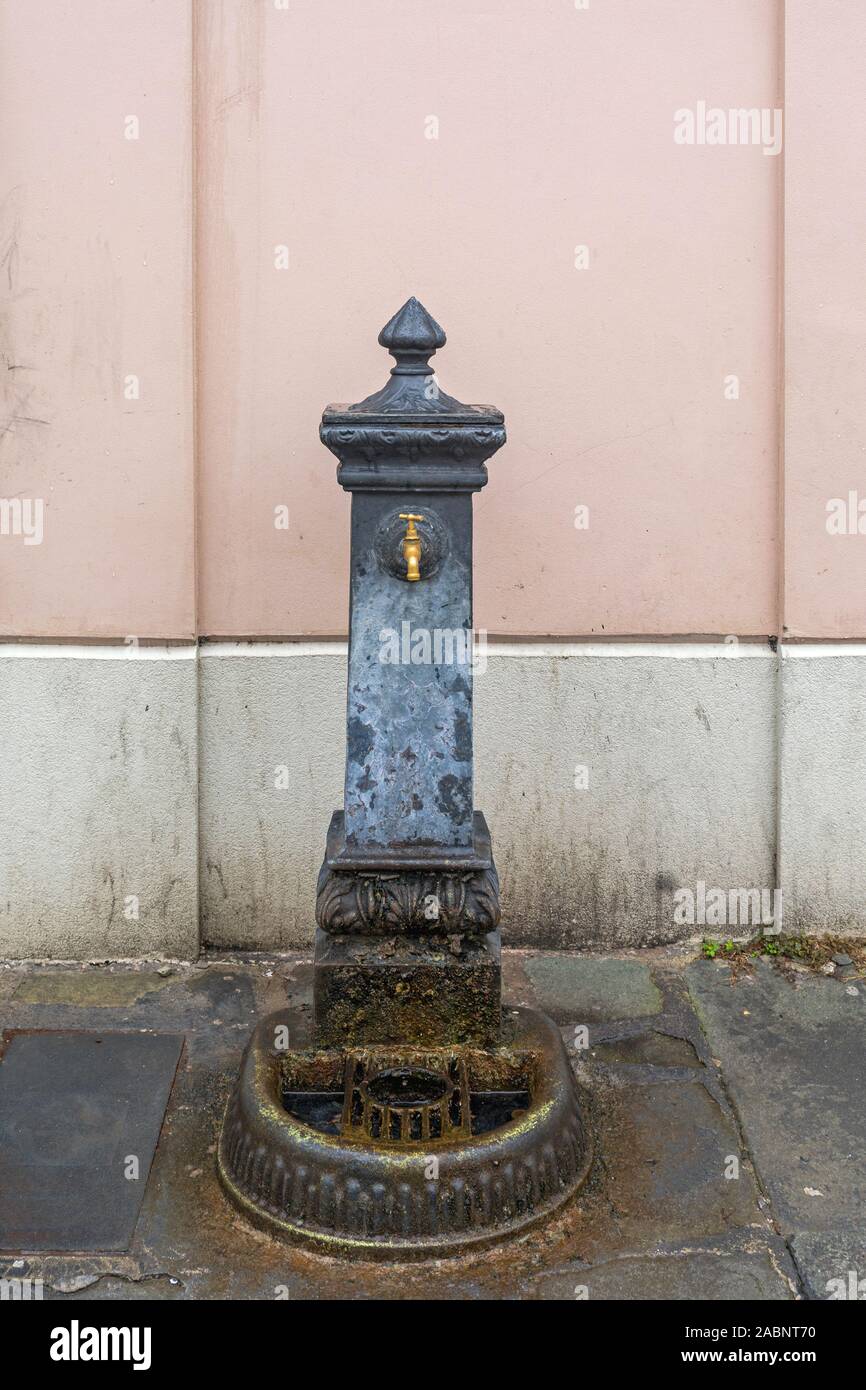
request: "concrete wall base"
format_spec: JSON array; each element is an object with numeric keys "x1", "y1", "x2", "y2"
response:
[{"x1": 0, "y1": 640, "x2": 859, "y2": 959}]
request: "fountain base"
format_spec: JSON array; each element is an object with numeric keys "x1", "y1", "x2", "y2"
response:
[
  {"x1": 218, "y1": 1005, "x2": 591, "y2": 1259},
  {"x1": 313, "y1": 928, "x2": 501, "y2": 1048}
]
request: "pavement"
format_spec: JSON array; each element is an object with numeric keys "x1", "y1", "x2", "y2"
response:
[{"x1": 0, "y1": 945, "x2": 863, "y2": 1301}]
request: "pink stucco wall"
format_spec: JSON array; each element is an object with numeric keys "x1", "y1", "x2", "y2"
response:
[
  {"x1": 783, "y1": 0, "x2": 866, "y2": 638},
  {"x1": 2, "y1": 1, "x2": 860, "y2": 641},
  {"x1": 0, "y1": 0, "x2": 195, "y2": 639},
  {"x1": 196, "y1": 0, "x2": 780, "y2": 638}
]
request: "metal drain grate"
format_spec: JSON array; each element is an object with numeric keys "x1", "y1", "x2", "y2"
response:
[{"x1": 340, "y1": 1049, "x2": 472, "y2": 1143}]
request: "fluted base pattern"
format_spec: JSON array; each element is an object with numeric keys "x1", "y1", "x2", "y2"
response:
[{"x1": 218, "y1": 1006, "x2": 591, "y2": 1259}]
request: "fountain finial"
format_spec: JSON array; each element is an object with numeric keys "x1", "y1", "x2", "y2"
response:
[
  {"x1": 342, "y1": 295, "x2": 466, "y2": 416},
  {"x1": 378, "y1": 296, "x2": 446, "y2": 375}
]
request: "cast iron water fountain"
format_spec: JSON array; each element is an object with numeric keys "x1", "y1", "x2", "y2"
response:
[{"x1": 219, "y1": 299, "x2": 591, "y2": 1256}]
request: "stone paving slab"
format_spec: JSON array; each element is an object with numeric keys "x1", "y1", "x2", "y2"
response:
[
  {"x1": 584, "y1": 1077, "x2": 763, "y2": 1248},
  {"x1": 0, "y1": 949, "x2": 851, "y2": 1299},
  {"x1": 789, "y1": 1232, "x2": 866, "y2": 1302},
  {"x1": 13, "y1": 971, "x2": 175, "y2": 1007},
  {"x1": 686, "y1": 958, "x2": 866, "y2": 1301},
  {"x1": 519, "y1": 1249, "x2": 793, "y2": 1301},
  {"x1": 524, "y1": 955, "x2": 663, "y2": 1023}
]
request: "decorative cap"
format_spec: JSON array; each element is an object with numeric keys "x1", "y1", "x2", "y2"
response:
[
  {"x1": 338, "y1": 296, "x2": 467, "y2": 416},
  {"x1": 378, "y1": 297, "x2": 446, "y2": 377},
  {"x1": 320, "y1": 297, "x2": 506, "y2": 493}
]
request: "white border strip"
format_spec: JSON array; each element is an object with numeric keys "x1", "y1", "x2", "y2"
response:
[
  {"x1": 2, "y1": 640, "x2": 863, "y2": 661},
  {"x1": 483, "y1": 642, "x2": 775, "y2": 659},
  {"x1": 200, "y1": 641, "x2": 347, "y2": 658},
  {"x1": 781, "y1": 642, "x2": 866, "y2": 658},
  {"x1": 201, "y1": 640, "x2": 773, "y2": 659},
  {"x1": 0, "y1": 644, "x2": 196, "y2": 660}
]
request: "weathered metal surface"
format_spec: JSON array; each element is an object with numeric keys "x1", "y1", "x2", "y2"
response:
[
  {"x1": 313, "y1": 928, "x2": 501, "y2": 1047},
  {"x1": 321, "y1": 298, "x2": 505, "y2": 857},
  {"x1": 320, "y1": 297, "x2": 505, "y2": 497},
  {"x1": 324, "y1": 807, "x2": 495, "y2": 872},
  {"x1": 313, "y1": 302, "x2": 506, "y2": 1055},
  {"x1": 218, "y1": 1006, "x2": 590, "y2": 1260},
  {"x1": 219, "y1": 301, "x2": 590, "y2": 1260},
  {"x1": 315, "y1": 864, "x2": 501, "y2": 936},
  {"x1": 338, "y1": 1049, "x2": 473, "y2": 1143},
  {"x1": 344, "y1": 489, "x2": 475, "y2": 850},
  {"x1": 316, "y1": 812, "x2": 500, "y2": 935},
  {"x1": 0, "y1": 1030, "x2": 183, "y2": 1252}
]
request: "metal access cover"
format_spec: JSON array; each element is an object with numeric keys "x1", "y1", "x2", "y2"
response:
[{"x1": 0, "y1": 1030, "x2": 183, "y2": 1252}]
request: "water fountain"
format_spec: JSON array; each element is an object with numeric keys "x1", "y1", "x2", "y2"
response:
[{"x1": 219, "y1": 299, "x2": 591, "y2": 1257}]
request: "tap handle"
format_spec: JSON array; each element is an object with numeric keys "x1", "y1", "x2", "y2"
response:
[
  {"x1": 399, "y1": 512, "x2": 425, "y2": 538},
  {"x1": 398, "y1": 514, "x2": 425, "y2": 581}
]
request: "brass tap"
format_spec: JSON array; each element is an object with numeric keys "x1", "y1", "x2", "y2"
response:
[{"x1": 398, "y1": 513, "x2": 425, "y2": 582}]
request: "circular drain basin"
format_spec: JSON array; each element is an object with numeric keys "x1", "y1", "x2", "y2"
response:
[
  {"x1": 218, "y1": 1006, "x2": 592, "y2": 1260},
  {"x1": 366, "y1": 1068, "x2": 448, "y2": 1106}
]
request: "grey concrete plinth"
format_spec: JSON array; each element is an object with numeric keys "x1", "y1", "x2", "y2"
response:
[
  {"x1": 8, "y1": 642, "x2": 866, "y2": 960},
  {"x1": 0, "y1": 649, "x2": 198, "y2": 960},
  {"x1": 780, "y1": 651, "x2": 866, "y2": 932},
  {"x1": 197, "y1": 642, "x2": 777, "y2": 953}
]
